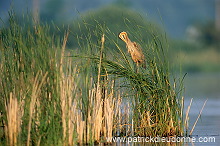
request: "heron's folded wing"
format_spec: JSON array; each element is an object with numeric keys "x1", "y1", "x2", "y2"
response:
[{"x1": 133, "y1": 42, "x2": 144, "y2": 53}]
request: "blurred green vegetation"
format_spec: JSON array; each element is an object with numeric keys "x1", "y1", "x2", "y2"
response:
[
  {"x1": 170, "y1": 20, "x2": 220, "y2": 73},
  {"x1": 170, "y1": 39, "x2": 220, "y2": 73},
  {"x1": 66, "y1": 6, "x2": 220, "y2": 73},
  {"x1": 3, "y1": 6, "x2": 220, "y2": 73},
  {"x1": 68, "y1": 6, "x2": 163, "y2": 49},
  {"x1": 196, "y1": 22, "x2": 220, "y2": 49}
]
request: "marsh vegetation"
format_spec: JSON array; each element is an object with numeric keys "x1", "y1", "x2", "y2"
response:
[{"x1": 0, "y1": 11, "x2": 190, "y2": 145}]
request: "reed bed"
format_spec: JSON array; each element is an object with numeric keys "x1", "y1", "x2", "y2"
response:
[{"x1": 0, "y1": 13, "x2": 187, "y2": 145}]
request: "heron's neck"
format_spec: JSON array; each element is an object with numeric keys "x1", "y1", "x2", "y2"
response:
[
  {"x1": 126, "y1": 39, "x2": 133, "y2": 47},
  {"x1": 124, "y1": 36, "x2": 132, "y2": 45}
]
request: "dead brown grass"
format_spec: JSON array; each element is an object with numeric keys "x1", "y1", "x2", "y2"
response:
[{"x1": 5, "y1": 93, "x2": 22, "y2": 146}]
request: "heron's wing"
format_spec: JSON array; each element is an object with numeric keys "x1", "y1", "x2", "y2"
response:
[
  {"x1": 133, "y1": 42, "x2": 144, "y2": 53},
  {"x1": 133, "y1": 41, "x2": 146, "y2": 66}
]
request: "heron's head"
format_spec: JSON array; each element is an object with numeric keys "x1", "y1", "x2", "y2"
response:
[{"x1": 119, "y1": 31, "x2": 129, "y2": 43}]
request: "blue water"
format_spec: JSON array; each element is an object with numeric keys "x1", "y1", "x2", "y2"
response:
[
  {"x1": 183, "y1": 73, "x2": 220, "y2": 145},
  {"x1": 184, "y1": 98, "x2": 220, "y2": 145}
]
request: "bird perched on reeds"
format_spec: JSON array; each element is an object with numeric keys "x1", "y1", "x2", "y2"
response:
[{"x1": 119, "y1": 31, "x2": 146, "y2": 68}]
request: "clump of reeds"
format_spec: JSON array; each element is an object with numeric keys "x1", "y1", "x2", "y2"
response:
[
  {"x1": 0, "y1": 12, "x2": 125, "y2": 145},
  {"x1": 97, "y1": 40, "x2": 183, "y2": 137},
  {"x1": 0, "y1": 12, "x2": 64, "y2": 145}
]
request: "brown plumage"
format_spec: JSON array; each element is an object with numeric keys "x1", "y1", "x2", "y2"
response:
[{"x1": 119, "y1": 31, "x2": 146, "y2": 68}]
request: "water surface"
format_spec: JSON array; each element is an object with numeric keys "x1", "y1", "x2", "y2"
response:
[{"x1": 183, "y1": 72, "x2": 220, "y2": 145}]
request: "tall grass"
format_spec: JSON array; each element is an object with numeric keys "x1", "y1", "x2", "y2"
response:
[
  {"x1": 0, "y1": 13, "x2": 64, "y2": 145},
  {"x1": 0, "y1": 12, "x2": 186, "y2": 145}
]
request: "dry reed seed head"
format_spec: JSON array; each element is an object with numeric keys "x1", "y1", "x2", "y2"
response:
[{"x1": 101, "y1": 34, "x2": 105, "y2": 44}]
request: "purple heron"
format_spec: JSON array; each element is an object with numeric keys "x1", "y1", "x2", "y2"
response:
[{"x1": 119, "y1": 31, "x2": 146, "y2": 68}]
